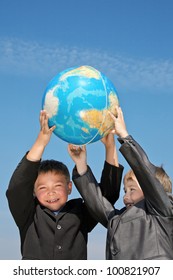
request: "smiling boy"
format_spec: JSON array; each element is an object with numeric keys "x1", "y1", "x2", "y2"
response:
[
  {"x1": 34, "y1": 160, "x2": 72, "y2": 212},
  {"x1": 70, "y1": 106, "x2": 173, "y2": 259},
  {"x1": 6, "y1": 110, "x2": 123, "y2": 260},
  {"x1": 123, "y1": 169, "x2": 144, "y2": 208}
]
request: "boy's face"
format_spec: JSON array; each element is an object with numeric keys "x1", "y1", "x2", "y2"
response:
[
  {"x1": 34, "y1": 171, "x2": 72, "y2": 211},
  {"x1": 123, "y1": 176, "x2": 144, "y2": 208}
]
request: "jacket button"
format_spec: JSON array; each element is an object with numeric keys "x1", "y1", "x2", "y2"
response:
[
  {"x1": 57, "y1": 224, "x2": 61, "y2": 229},
  {"x1": 57, "y1": 245, "x2": 62, "y2": 250}
]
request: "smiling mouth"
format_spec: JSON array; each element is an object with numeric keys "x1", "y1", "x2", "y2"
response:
[{"x1": 47, "y1": 198, "x2": 59, "y2": 203}]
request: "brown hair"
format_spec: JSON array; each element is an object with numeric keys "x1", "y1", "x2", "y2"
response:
[{"x1": 38, "y1": 159, "x2": 70, "y2": 183}]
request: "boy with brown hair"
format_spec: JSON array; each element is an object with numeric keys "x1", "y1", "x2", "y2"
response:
[{"x1": 6, "y1": 110, "x2": 123, "y2": 260}]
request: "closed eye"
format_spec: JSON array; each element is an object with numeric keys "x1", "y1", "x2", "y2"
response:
[
  {"x1": 38, "y1": 186, "x2": 46, "y2": 190},
  {"x1": 55, "y1": 184, "x2": 63, "y2": 188}
]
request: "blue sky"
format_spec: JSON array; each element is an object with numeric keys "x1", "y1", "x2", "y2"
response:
[{"x1": 0, "y1": 0, "x2": 173, "y2": 260}]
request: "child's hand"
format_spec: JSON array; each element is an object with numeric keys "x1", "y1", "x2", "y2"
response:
[
  {"x1": 37, "y1": 110, "x2": 56, "y2": 147},
  {"x1": 101, "y1": 133, "x2": 115, "y2": 149},
  {"x1": 27, "y1": 110, "x2": 56, "y2": 161},
  {"x1": 68, "y1": 144, "x2": 87, "y2": 175},
  {"x1": 68, "y1": 144, "x2": 86, "y2": 164},
  {"x1": 109, "y1": 106, "x2": 128, "y2": 138}
]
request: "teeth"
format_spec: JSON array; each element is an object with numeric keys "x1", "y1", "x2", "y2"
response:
[{"x1": 47, "y1": 199, "x2": 58, "y2": 203}]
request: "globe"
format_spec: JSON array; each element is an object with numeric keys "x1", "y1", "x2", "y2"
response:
[{"x1": 42, "y1": 65, "x2": 119, "y2": 145}]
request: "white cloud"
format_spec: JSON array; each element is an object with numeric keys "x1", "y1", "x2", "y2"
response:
[
  {"x1": 0, "y1": 37, "x2": 173, "y2": 93},
  {"x1": 43, "y1": 89, "x2": 59, "y2": 118}
]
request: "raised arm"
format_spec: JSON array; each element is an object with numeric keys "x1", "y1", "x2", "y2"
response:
[
  {"x1": 6, "y1": 110, "x2": 56, "y2": 228},
  {"x1": 101, "y1": 133, "x2": 119, "y2": 166},
  {"x1": 68, "y1": 144, "x2": 116, "y2": 227},
  {"x1": 100, "y1": 133, "x2": 123, "y2": 204},
  {"x1": 119, "y1": 135, "x2": 172, "y2": 216},
  {"x1": 27, "y1": 110, "x2": 56, "y2": 161},
  {"x1": 111, "y1": 106, "x2": 172, "y2": 216}
]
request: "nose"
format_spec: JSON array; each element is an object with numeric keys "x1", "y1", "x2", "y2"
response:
[
  {"x1": 123, "y1": 193, "x2": 130, "y2": 204},
  {"x1": 47, "y1": 188, "x2": 56, "y2": 195}
]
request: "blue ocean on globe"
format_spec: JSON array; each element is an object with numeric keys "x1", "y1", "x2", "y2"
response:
[{"x1": 42, "y1": 65, "x2": 119, "y2": 145}]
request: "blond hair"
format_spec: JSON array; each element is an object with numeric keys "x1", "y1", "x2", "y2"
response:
[
  {"x1": 123, "y1": 169, "x2": 136, "y2": 184},
  {"x1": 123, "y1": 166, "x2": 172, "y2": 193},
  {"x1": 155, "y1": 165, "x2": 172, "y2": 193}
]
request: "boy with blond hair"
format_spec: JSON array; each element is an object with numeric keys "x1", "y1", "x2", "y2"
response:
[{"x1": 69, "y1": 106, "x2": 173, "y2": 259}]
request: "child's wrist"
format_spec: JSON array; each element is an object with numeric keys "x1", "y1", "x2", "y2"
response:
[
  {"x1": 118, "y1": 131, "x2": 129, "y2": 138},
  {"x1": 76, "y1": 163, "x2": 87, "y2": 176},
  {"x1": 105, "y1": 143, "x2": 115, "y2": 150},
  {"x1": 35, "y1": 136, "x2": 48, "y2": 149}
]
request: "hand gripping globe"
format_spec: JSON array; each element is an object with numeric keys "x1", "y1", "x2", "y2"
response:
[{"x1": 42, "y1": 65, "x2": 119, "y2": 145}]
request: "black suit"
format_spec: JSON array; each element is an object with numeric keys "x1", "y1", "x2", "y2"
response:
[
  {"x1": 6, "y1": 155, "x2": 123, "y2": 260},
  {"x1": 73, "y1": 135, "x2": 173, "y2": 259}
]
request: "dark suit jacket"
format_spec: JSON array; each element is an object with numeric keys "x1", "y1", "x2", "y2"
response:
[
  {"x1": 73, "y1": 135, "x2": 173, "y2": 259},
  {"x1": 6, "y1": 154, "x2": 123, "y2": 260}
]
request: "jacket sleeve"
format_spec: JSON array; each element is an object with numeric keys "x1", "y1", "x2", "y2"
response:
[
  {"x1": 99, "y1": 161, "x2": 124, "y2": 205},
  {"x1": 73, "y1": 166, "x2": 118, "y2": 228},
  {"x1": 118, "y1": 135, "x2": 173, "y2": 217},
  {"x1": 6, "y1": 154, "x2": 40, "y2": 229}
]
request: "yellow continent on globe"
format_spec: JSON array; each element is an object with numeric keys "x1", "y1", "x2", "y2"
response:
[
  {"x1": 59, "y1": 66, "x2": 100, "y2": 81},
  {"x1": 80, "y1": 92, "x2": 119, "y2": 136}
]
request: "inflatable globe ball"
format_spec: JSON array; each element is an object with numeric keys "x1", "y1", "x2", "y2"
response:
[{"x1": 42, "y1": 65, "x2": 119, "y2": 145}]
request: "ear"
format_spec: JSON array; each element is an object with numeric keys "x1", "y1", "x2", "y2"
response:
[{"x1": 68, "y1": 181, "x2": 72, "y2": 194}]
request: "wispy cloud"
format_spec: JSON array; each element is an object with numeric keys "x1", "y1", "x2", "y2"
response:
[{"x1": 1, "y1": 38, "x2": 173, "y2": 93}]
